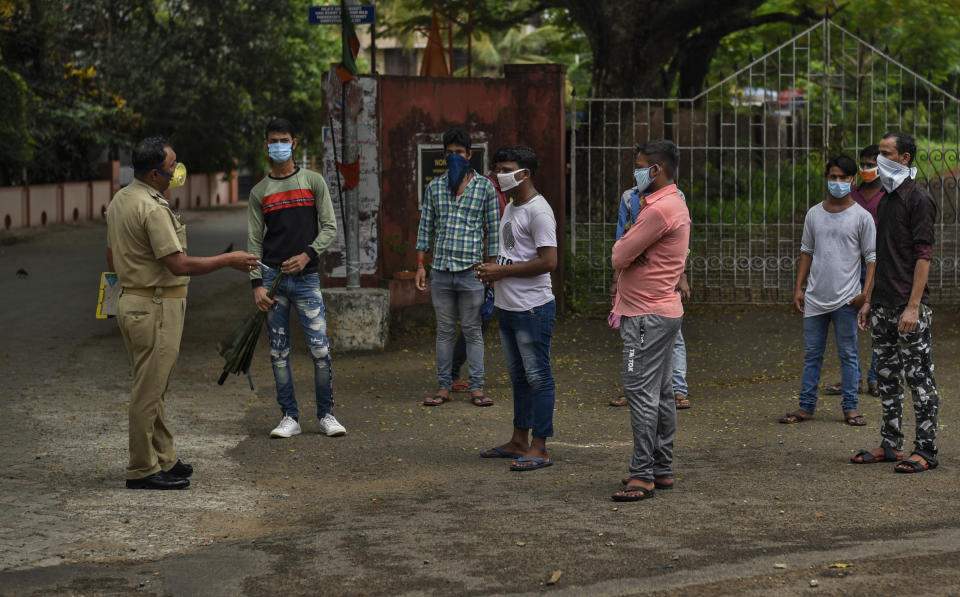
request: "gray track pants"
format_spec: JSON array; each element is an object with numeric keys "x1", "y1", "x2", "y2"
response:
[{"x1": 620, "y1": 314, "x2": 682, "y2": 481}]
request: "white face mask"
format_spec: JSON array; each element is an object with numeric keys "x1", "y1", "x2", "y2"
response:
[
  {"x1": 876, "y1": 154, "x2": 917, "y2": 192},
  {"x1": 496, "y1": 168, "x2": 525, "y2": 192}
]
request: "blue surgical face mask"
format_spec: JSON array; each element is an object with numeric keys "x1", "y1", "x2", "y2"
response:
[
  {"x1": 268, "y1": 142, "x2": 293, "y2": 163},
  {"x1": 827, "y1": 180, "x2": 851, "y2": 198},
  {"x1": 633, "y1": 165, "x2": 658, "y2": 194},
  {"x1": 446, "y1": 153, "x2": 470, "y2": 192}
]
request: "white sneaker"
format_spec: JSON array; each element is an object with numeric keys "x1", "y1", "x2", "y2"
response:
[
  {"x1": 318, "y1": 413, "x2": 346, "y2": 437},
  {"x1": 270, "y1": 416, "x2": 301, "y2": 438}
]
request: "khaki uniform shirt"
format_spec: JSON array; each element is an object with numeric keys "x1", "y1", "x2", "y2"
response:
[{"x1": 106, "y1": 178, "x2": 190, "y2": 289}]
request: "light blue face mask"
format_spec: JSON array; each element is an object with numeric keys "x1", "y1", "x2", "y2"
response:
[
  {"x1": 827, "y1": 180, "x2": 851, "y2": 198},
  {"x1": 268, "y1": 142, "x2": 293, "y2": 163},
  {"x1": 633, "y1": 165, "x2": 658, "y2": 194}
]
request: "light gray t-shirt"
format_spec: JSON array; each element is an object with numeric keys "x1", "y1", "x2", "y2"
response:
[
  {"x1": 800, "y1": 201, "x2": 876, "y2": 317},
  {"x1": 494, "y1": 195, "x2": 557, "y2": 311}
]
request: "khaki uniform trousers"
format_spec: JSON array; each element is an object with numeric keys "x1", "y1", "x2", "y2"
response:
[{"x1": 117, "y1": 292, "x2": 186, "y2": 479}]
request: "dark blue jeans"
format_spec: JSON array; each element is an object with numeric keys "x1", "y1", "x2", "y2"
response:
[
  {"x1": 263, "y1": 271, "x2": 334, "y2": 421},
  {"x1": 498, "y1": 300, "x2": 556, "y2": 438},
  {"x1": 799, "y1": 305, "x2": 860, "y2": 414}
]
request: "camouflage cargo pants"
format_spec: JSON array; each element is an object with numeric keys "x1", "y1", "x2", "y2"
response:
[{"x1": 870, "y1": 304, "x2": 940, "y2": 455}]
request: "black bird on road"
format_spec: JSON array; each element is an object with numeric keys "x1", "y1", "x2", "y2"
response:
[{"x1": 16, "y1": 268, "x2": 28, "y2": 279}]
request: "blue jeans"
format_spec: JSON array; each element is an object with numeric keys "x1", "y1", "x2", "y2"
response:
[
  {"x1": 498, "y1": 300, "x2": 556, "y2": 438},
  {"x1": 431, "y1": 269, "x2": 485, "y2": 391},
  {"x1": 263, "y1": 271, "x2": 333, "y2": 421},
  {"x1": 799, "y1": 305, "x2": 860, "y2": 414},
  {"x1": 672, "y1": 330, "x2": 688, "y2": 395},
  {"x1": 451, "y1": 287, "x2": 495, "y2": 380}
]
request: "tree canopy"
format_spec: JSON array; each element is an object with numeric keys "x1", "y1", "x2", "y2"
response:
[
  {"x1": 0, "y1": 0, "x2": 339, "y2": 185},
  {"x1": 4, "y1": 0, "x2": 960, "y2": 186},
  {"x1": 383, "y1": 0, "x2": 960, "y2": 99}
]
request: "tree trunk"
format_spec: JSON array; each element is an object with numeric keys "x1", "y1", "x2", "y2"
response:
[{"x1": 561, "y1": 0, "x2": 766, "y2": 98}]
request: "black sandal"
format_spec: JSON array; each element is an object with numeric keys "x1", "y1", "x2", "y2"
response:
[
  {"x1": 850, "y1": 446, "x2": 902, "y2": 464},
  {"x1": 778, "y1": 411, "x2": 813, "y2": 424},
  {"x1": 612, "y1": 485, "x2": 655, "y2": 502},
  {"x1": 844, "y1": 413, "x2": 867, "y2": 426},
  {"x1": 423, "y1": 394, "x2": 450, "y2": 406},
  {"x1": 471, "y1": 395, "x2": 493, "y2": 407},
  {"x1": 894, "y1": 451, "x2": 939, "y2": 474}
]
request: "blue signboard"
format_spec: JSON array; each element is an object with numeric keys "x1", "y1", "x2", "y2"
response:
[{"x1": 309, "y1": 5, "x2": 376, "y2": 25}]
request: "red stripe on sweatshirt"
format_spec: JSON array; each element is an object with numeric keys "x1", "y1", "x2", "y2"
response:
[{"x1": 262, "y1": 188, "x2": 315, "y2": 212}]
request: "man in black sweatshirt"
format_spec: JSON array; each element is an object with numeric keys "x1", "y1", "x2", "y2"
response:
[{"x1": 247, "y1": 117, "x2": 345, "y2": 439}]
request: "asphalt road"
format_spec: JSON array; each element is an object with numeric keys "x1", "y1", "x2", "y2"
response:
[{"x1": 1, "y1": 206, "x2": 959, "y2": 596}]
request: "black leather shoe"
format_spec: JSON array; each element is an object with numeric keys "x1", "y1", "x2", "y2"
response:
[
  {"x1": 125, "y1": 471, "x2": 190, "y2": 490},
  {"x1": 166, "y1": 459, "x2": 193, "y2": 478}
]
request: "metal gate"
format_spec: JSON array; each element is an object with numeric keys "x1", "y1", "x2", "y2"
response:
[{"x1": 569, "y1": 18, "x2": 960, "y2": 307}]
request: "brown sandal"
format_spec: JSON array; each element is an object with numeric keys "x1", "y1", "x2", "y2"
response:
[
  {"x1": 471, "y1": 395, "x2": 493, "y2": 407},
  {"x1": 778, "y1": 411, "x2": 814, "y2": 424},
  {"x1": 844, "y1": 412, "x2": 867, "y2": 426},
  {"x1": 423, "y1": 394, "x2": 450, "y2": 406},
  {"x1": 612, "y1": 484, "x2": 655, "y2": 502},
  {"x1": 609, "y1": 396, "x2": 627, "y2": 407},
  {"x1": 675, "y1": 394, "x2": 691, "y2": 409}
]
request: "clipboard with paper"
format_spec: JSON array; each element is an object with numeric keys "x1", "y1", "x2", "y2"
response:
[{"x1": 96, "y1": 272, "x2": 120, "y2": 319}]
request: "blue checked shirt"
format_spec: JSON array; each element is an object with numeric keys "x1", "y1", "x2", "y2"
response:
[{"x1": 416, "y1": 171, "x2": 500, "y2": 271}]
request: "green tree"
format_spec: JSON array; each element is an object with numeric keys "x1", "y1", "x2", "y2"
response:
[
  {"x1": 713, "y1": 0, "x2": 960, "y2": 92},
  {"x1": 0, "y1": 66, "x2": 34, "y2": 184},
  {"x1": 382, "y1": 0, "x2": 818, "y2": 98},
  {"x1": 0, "y1": 0, "x2": 138, "y2": 184},
  {"x1": 1, "y1": 0, "x2": 341, "y2": 183},
  {"x1": 71, "y1": 0, "x2": 340, "y2": 174},
  {"x1": 384, "y1": 0, "x2": 960, "y2": 99}
]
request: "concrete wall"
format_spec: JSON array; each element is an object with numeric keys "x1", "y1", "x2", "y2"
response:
[
  {"x1": 91, "y1": 181, "x2": 111, "y2": 221},
  {"x1": 28, "y1": 185, "x2": 59, "y2": 227},
  {"x1": 1, "y1": 167, "x2": 239, "y2": 231},
  {"x1": 62, "y1": 183, "x2": 89, "y2": 223},
  {"x1": 0, "y1": 187, "x2": 25, "y2": 231}
]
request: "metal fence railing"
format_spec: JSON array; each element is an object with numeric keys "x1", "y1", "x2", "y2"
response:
[{"x1": 569, "y1": 19, "x2": 959, "y2": 307}]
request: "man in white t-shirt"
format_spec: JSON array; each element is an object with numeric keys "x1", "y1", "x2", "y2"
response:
[{"x1": 476, "y1": 146, "x2": 558, "y2": 471}]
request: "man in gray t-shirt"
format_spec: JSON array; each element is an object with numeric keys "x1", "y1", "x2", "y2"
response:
[{"x1": 779, "y1": 155, "x2": 876, "y2": 426}]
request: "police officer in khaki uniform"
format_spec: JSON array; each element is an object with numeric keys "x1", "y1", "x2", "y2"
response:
[{"x1": 107, "y1": 137, "x2": 259, "y2": 490}]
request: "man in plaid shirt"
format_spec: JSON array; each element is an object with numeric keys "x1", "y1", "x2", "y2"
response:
[{"x1": 416, "y1": 128, "x2": 500, "y2": 407}]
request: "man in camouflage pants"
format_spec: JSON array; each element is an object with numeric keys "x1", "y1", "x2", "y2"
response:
[{"x1": 853, "y1": 132, "x2": 940, "y2": 473}]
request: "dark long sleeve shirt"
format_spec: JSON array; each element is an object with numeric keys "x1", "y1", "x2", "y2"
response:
[{"x1": 871, "y1": 178, "x2": 937, "y2": 308}]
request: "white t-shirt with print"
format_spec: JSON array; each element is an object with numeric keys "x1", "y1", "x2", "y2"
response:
[{"x1": 494, "y1": 195, "x2": 557, "y2": 311}]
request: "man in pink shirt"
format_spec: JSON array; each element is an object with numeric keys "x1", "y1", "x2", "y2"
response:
[{"x1": 609, "y1": 140, "x2": 691, "y2": 502}]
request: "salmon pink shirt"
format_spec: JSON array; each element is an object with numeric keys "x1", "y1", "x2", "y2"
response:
[{"x1": 611, "y1": 183, "x2": 690, "y2": 318}]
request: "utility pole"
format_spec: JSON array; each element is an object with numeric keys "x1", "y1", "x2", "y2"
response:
[{"x1": 343, "y1": 0, "x2": 361, "y2": 289}]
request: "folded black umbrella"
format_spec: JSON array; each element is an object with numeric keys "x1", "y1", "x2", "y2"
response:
[{"x1": 217, "y1": 273, "x2": 284, "y2": 388}]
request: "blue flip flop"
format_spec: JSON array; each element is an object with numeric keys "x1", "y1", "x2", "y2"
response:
[
  {"x1": 510, "y1": 457, "x2": 553, "y2": 471},
  {"x1": 480, "y1": 446, "x2": 521, "y2": 459}
]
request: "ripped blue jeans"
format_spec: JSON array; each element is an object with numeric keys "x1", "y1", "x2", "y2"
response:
[{"x1": 263, "y1": 271, "x2": 333, "y2": 421}]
